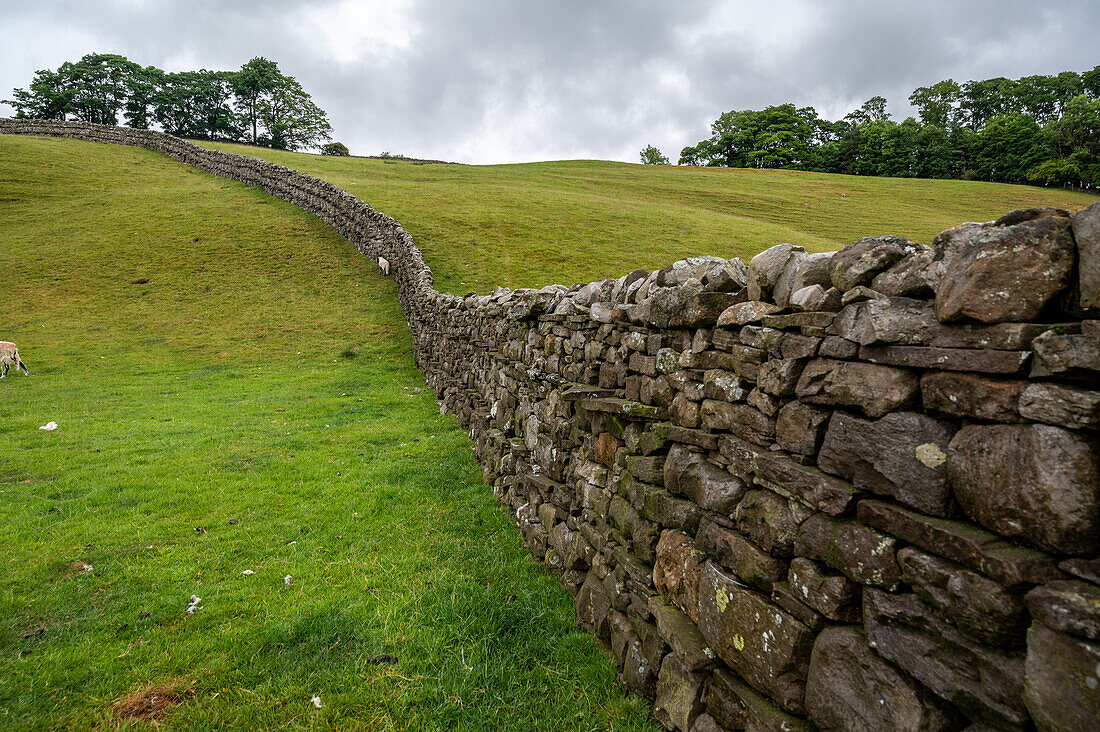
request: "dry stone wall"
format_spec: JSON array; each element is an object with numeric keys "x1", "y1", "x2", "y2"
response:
[{"x1": 3, "y1": 119, "x2": 1098, "y2": 731}]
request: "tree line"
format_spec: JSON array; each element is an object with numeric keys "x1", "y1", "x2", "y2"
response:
[
  {"x1": 663, "y1": 68, "x2": 1100, "y2": 189},
  {"x1": 5, "y1": 53, "x2": 333, "y2": 152}
]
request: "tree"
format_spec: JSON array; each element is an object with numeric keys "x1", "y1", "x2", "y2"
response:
[
  {"x1": 640, "y1": 145, "x2": 669, "y2": 164},
  {"x1": 231, "y1": 57, "x2": 281, "y2": 145},
  {"x1": 322, "y1": 142, "x2": 350, "y2": 156},
  {"x1": 909, "y1": 79, "x2": 960, "y2": 128},
  {"x1": 976, "y1": 114, "x2": 1046, "y2": 182}
]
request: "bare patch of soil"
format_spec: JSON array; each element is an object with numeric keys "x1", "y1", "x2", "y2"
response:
[{"x1": 112, "y1": 680, "x2": 194, "y2": 726}]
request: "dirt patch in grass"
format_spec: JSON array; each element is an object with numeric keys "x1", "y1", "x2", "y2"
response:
[{"x1": 112, "y1": 680, "x2": 195, "y2": 726}]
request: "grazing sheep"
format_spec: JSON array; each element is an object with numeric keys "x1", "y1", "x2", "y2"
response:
[
  {"x1": 0, "y1": 341, "x2": 29, "y2": 378},
  {"x1": 378, "y1": 256, "x2": 390, "y2": 276}
]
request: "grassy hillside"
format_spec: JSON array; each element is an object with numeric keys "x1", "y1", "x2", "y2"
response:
[
  {"x1": 0, "y1": 134, "x2": 654, "y2": 730},
  {"x1": 202, "y1": 141, "x2": 1097, "y2": 294}
]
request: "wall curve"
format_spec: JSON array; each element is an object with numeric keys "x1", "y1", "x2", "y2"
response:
[{"x1": 3, "y1": 119, "x2": 1098, "y2": 731}]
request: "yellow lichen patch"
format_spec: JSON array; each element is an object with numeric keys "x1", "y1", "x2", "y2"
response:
[
  {"x1": 915, "y1": 442, "x2": 947, "y2": 468},
  {"x1": 715, "y1": 586, "x2": 730, "y2": 613},
  {"x1": 733, "y1": 634, "x2": 745, "y2": 652}
]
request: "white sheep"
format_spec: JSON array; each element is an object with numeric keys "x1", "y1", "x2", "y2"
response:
[
  {"x1": 378, "y1": 256, "x2": 390, "y2": 276},
  {"x1": 0, "y1": 342, "x2": 29, "y2": 378}
]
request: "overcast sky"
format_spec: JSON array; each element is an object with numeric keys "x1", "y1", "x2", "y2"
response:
[{"x1": 2, "y1": 0, "x2": 1098, "y2": 164}]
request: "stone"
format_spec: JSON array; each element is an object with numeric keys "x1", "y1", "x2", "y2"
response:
[
  {"x1": 840, "y1": 285, "x2": 884, "y2": 305},
  {"x1": 795, "y1": 358, "x2": 919, "y2": 418},
  {"x1": 752, "y1": 452, "x2": 858, "y2": 516},
  {"x1": 775, "y1": 401, "x2": 830, "y2": 457},
  {"x1": 612, "y1": 613, "x2": 664, "y2": 698},
  {"x1": 898, "y1": 546, "x2": 1027, "y2": 646},
  {"x1": 654, "y1": 530, "x2": 706, "y2": 622},
  {"x1": 697, "y1": 561, "x2": 815, "y2": 715},
  {"x1": 791, "y1": 251, "x2": 835, "y2": 292},
  {"x1": 699, "y1": 400, "x2": 776, "y2": 446},
  {"x1": 795, "y1": 514, "x2": 900, "y2": 588},
  {"x1": 648, "y1": 291, "x2": 741, "y2": 329},
  {"x1": 828, "y1": 297, "x2": 936, "y2": 345},
  {"x1": 818, "y1": 411, "x2": 955, "y2": 517},
  {"x1": 702, "y1": 369, "x2": 748, "y2": 402},
  {"x1": 736, "y1": 489, "x2": 813, "y2": 557},
  {"x1": 1025, "y1": 580, "x2": 1100, "y2": 642},
  {"x1": 1024, "y1": 623, "x2": 1100, "y2": 732},
  {"x1": 859, "y1": 344, "x2": 1031, "y2": 375},
  {"x1": 1059, "y1": 556, "x2": 1100, "y2": 586},
  {"x1": 628, "y1": 455, "x2": 666, "y2": 486},
  {"x1": 789, "y1": 284, "x2": 828, "y2": 311},
  {"x1": 773, "y1": 250, "x2": 809, "y2": 308},
  {"x1": 935, "y1": 209, "x2": 1075, "y2": 324},
  {"x1": 757, "y1": 358, "x2": 808, "y2": 397},
  {"x1": 819, "y1": 335, "x2": 859, "y2": 359},
  {"x1": 1018, "y1": 382, "x2": 1100, "y2": 429},
  {"x1": 920, "y1": 371, "x2": 1026, "y2": 422},
  {"x1": 670, "y1": 392, "x2": 701, "y2": 429},
  {"x1": 830, "y1": 236, "x2": 917, "y2": 291},
  {"x1": 786, "y1": 558, "x2": 860, "y2": 621},
  {"x1": 698, "y1": 518, "x2": 787, "y2": 593},
  {"x1": 863, "y1": 589, "x2": 1029, "y2": 729},
  {"x1": 706, "y1": 667, "x2": 812, "y2": 732},
  {"x1": 929, "y1": 321, "x2": 1079, "y2": 350},
  {"x1": 748, "y1": 243, "x2": 803, "y2": 301},
  {"x1": 870, "y1": 245, "x2": 937, "y2": 298},
  {"x1": 664, "y1": 444, "x2": 747, "y2": 513},
  {"x1": 654, "y1": 652, "x2": 707, "y2": 731},
  {"x1": 778, "y1": 333, "x2": 821, "y2": 360},
  {"x1": 688, "y1": 714, "x2": 723, "y2": 732},
  {"x1": 805, "y1": 626, "x2": 958, "y2": 732},
  {"x1": 703, "y1": 258, "x2": 750, "y2": 293},
  {"x1": 650, "y1": 597, "x2": 717, "y2": 671},
  {"x1": 764, "y1": 312, "x2": 836, "y2": 330},
  {"x1": 576, "y1": 572, "x2": 613, "y2": 637},
  {"x1": 1030, "y1": 331, "x2": 1100, "y2": 377},
  {"x1": 948, "y1": 423, "x2": 1100, "y2": 555},
  {"x1": 719, "y1": 300, "x2": 782, "y2": 327},
  {"x1": 1074, "y1": 200, "x2": 1100, "y2": 310},
  {"x1": 857, "y1": 500, "x2": 1063, "y2": 590}
]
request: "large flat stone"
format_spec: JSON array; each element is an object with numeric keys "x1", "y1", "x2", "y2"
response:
[
  {"x1": 795, "y1": 357, "x2": 919, "y2": 418},
  {"x1": 934, "y1": 209, "x2": 1075, "y2": 324},
  {"x1": 948, "y1": 423, "x2": 1100, "y2": 555},
  {"x1": 864, "y1": 589, "x2": 1030, "y2": 729},
  {"x1": 752, "y1": 452, "x2": 858, "y2": 516},
  {"x1": 1024, "y1": 622, "x2": 1100, "y2": 731},
  {"x1": 664, "y1": 443, "x2": 746, "y2": 513},
  {"x1": 1018, "y1": 382, "x2": 1100, "y2": 429},
  {"x1": 795, "y1": 514, "x2": 901, "y2": 589},
  {"x1": 857, "y1": 499, "x2": 1063, "y2": 589},
  {"x1": 786, "y1": 557, "x2": 860, "y2": 621},
  {"x1": 1072, "y1": 200, "x2": 1100, "y2": 310},
  {"x1": 1030, "y1": 331, "x2": 1100, "y2": 377},
  {"x1": 1025, "y1": 580, "x2": 1100, "y2": 642},
  {"x1": 920, "y1": 370, "x2": 1026, "y2": 422},
  {"x1": 806, "y1": 626, "x2": 958, "y2": 732},
  {"x1": 831, "y1": 236, "x2": 916, "y2": 291},
  {"x1": 860, "y1": 343, "x2": 1031, "y2": 374},
  {"x1": 736, "y1": 489, "x2": 814, "y2": 558},
  {"x1": 898, "y1": 546, "x2": 1027, "y2": 646},
  {"x1": 818, "y1": 410, "x2": 955, "y2": 516},
  {"x1": 653, "y1": 652, "x2": 707, "y2": 731},
  {"x1": 654, "y1": 529, "x2": 706, "y2": 622},
  {"x1": 706, "y1": 668, "x2": 812, "y2": 732},
  {"x1": 697, "y1": 561, "x2": 815, "y2": 715},
  {"x1": 698, "y1": 518, "x2": 787, "y2": 593}
]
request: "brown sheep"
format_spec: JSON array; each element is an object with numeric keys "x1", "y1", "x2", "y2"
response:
[{"x1": 0, "y1": 342, "x2": 29, "y2": 377}]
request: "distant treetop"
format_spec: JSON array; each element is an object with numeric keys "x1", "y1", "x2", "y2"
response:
[
  {"x1": 678, "y1": 66, "x2": 1100, "y2": 190},
  {"x1": 5, "y1": 53, "x2": 333, "y2": 152}
]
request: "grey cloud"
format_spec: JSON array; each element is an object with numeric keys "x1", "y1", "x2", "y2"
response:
[{"x1": 2, "y1": 0, "x2": 1097, "y2": 163}]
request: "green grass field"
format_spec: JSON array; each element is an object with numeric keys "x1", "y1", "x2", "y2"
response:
[
  {"x1": 2, "y1": 132, "x2": 1096, "y2": 730},
  {"x1": 0, "y1": 134, "x2": 654, "y2": 730},
  {"x1": 201, "y1": 141, "x2": 1097, "y2": 294}
]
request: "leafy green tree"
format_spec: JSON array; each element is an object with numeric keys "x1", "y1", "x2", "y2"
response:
[
  {"x1": 639, "y1": 145, "x2": 669, "y2": 164},
  {"x1": 976, "y1": 113, "x2": 1047, "y2": 182},
  {"x1": 322, "y1": 142, "x2": 350, "y2": 156},
  {"x1": 231, "y1": 57, "x2": 281, "y2": 145},
  {"x1": 256, "y1": 73, "x2": 331, "y2": 150},
  {"x1": 5, "y1": 67, "x2": 70, "y2": 119},
  {"x1": 909, "y1": 80, "x2": 960, "y2": 128},
  {"x1": 960, "y1": 77, "x2": 1015, "y2": 129}
]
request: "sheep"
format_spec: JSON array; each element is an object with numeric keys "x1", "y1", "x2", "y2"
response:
[
  {"x1": 378, "y1": 256, "x2": 390, "y2": 276},
  {"x1": 0, "y1": 341, "x2": 29, "y2": 378}
]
